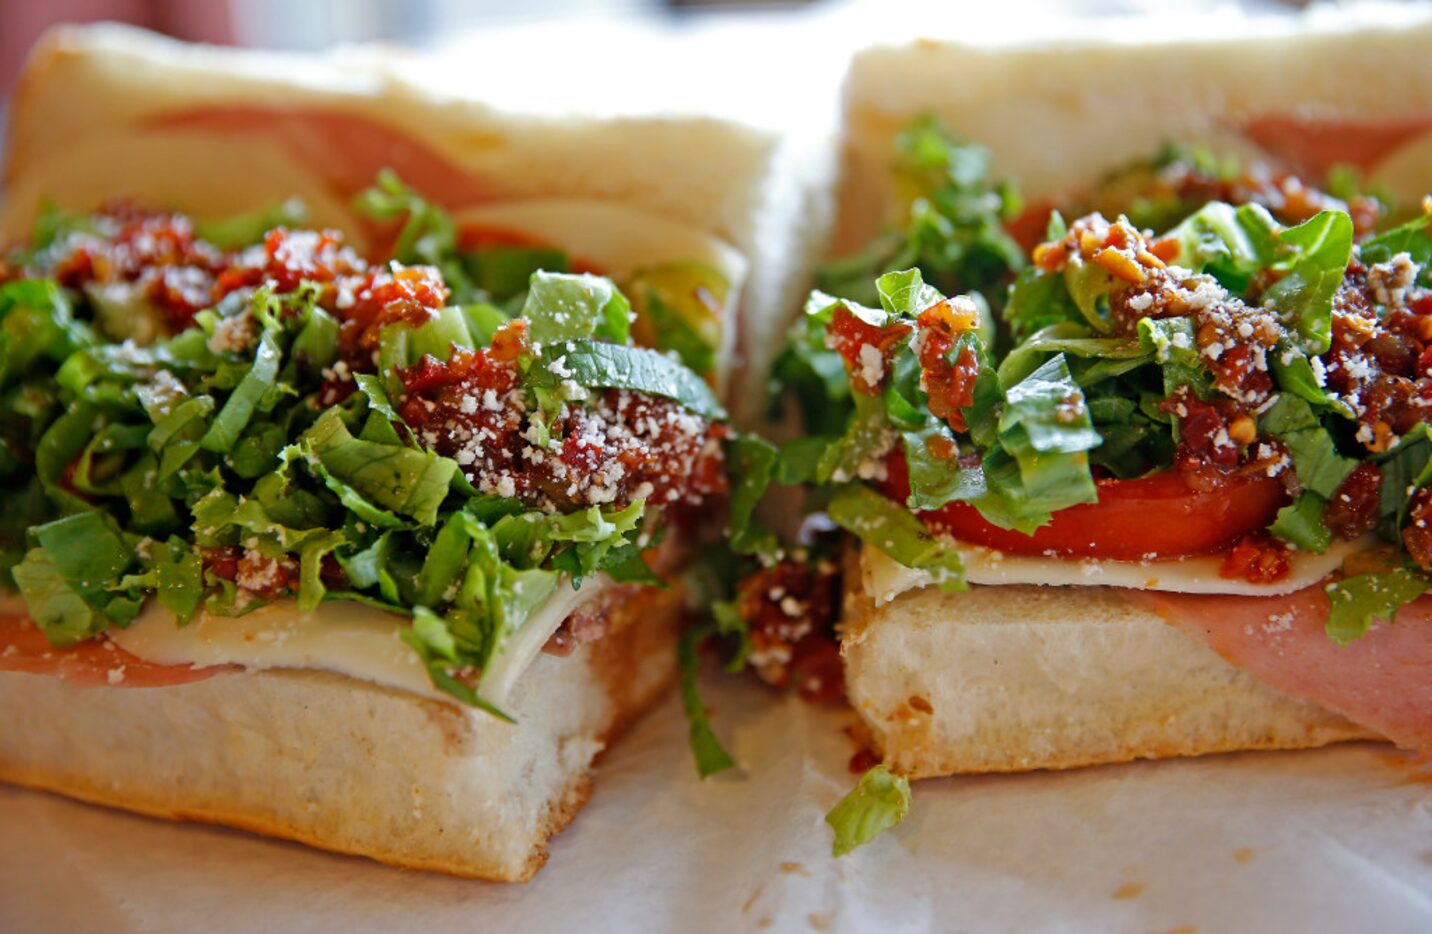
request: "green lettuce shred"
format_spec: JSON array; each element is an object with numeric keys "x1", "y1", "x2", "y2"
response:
[{"x1": 826, "y1": 764, "x2": 912, "y2": 857}]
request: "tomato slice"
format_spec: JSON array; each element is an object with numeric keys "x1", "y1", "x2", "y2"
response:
[{"x1": 878, "y1": 453, "x2": 1289, "y2": 560}]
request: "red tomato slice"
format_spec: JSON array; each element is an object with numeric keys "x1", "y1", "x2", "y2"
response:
[{"x1": 879, "y1": 453, "x2": 1288, "y2": 560}]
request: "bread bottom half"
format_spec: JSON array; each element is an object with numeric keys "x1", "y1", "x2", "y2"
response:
[
  {"x1": 0, "y1": 585, "x2": 682, "y2": 882},
  {"x1": 842, "y1": 571, "x2": 1376, "y2": 779}
]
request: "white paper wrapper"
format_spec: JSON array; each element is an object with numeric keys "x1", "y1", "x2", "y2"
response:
[
  {"x1": 2, "y1": 671, "x2": 1429, "y2": 933},
  {"x1": 6, "y1": 5, "x2": 1432, "y2": 931}
]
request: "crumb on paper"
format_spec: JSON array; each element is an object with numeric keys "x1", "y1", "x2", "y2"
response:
[
  {"x1": 1111, "y1": 881, "x2": 1146, "y2": 901},
  {"x1": 1234, "y1": 848, "x2": 1256, "y2": 865},
  {"x1": 742, "y1": 884, "x2": 765, "y2": 916},
  {"x1": 808, "y1": 912, "x2": 833, "y2": 931},
  {"x1": 779, "y1": 861, "x2": 808, "y2": 876}
]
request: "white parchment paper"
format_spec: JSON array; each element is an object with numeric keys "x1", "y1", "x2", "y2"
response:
[
  {"x1": 2, "y1": 672, "x2": 1429, "y2": 933},
  {"x1": 5, "y1": 5, "x2": 1432, "y2": 932}
]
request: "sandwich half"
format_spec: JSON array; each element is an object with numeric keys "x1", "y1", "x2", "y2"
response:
[
  {"x1": 749, "y1": 15, "x2": 1432, "y2": 784},
  {"x1": 0, "y1": 24, "x2": 776, "y2": 880}
]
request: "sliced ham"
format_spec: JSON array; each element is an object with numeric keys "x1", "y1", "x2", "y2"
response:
[
  {"x1": 146, "y1": 106, "x2": 492, "y2": 208},
  {"x1": 1240, "y1": 114, "x2": 1432, "y2": 178},
  {"x1": 0, "y1": 614, "x2": 227, "y2": 688},
  {"x1": 1124, "y1": 585, "x2": 1432, "y2": 755}
]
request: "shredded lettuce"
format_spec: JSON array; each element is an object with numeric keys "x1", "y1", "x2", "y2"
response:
[
  {"x1": 13, "y1": 511, "x2": 138, "y2": 645},
  {"x1": 816, "y1": 118, "x2": 1023, "y2": 310},
  {"x1": 1270, "y1": 493, "x2": 1332, "y2": 553},
  {"x1": 727, "y1": 435, "x2": 779, "y2": 556},
  {"x1": 1264, "y1": 210, "x2": 1354, "y2": 355},
  {"x1": 1257, "y1": 395, "x2": 1357, "y2": 500},
  {"x1": 1360, "y1": 213, "x2": 1432, "y2": 268},
  {"x1": 1325, "y1": 569, "x2": 1430, "y2": 645},
  {"x1": 1165, "y1": 201, "x2": 1278, "y2": 291},
  {"x1": 521, "y1": 271, "x2": 633, "y2": 346},
  {"x1": 526, "y1": 340, "x2": 725, "y2": 420},
  {"x1": 1, "y1": 197, "x2": 722, "y2": 719},
  {"x1": 825, "y1": 764, "x2": 912, "y2": 857},
  {"x1": 827, "y1": 484, "x2": 964, "y2": 590},
  {"x1": 679, "y1": 622, "x2": 737, "y2": 778}
]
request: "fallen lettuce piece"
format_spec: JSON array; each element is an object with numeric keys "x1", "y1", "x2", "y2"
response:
[
  {"x1": 826, "y1": 764, "x2": 912, "y2": 857},
  {"x1": 679, "y1": 622, "x2": 737, "y2": 778}
]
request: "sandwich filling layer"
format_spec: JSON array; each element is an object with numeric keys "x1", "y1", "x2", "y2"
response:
[{"x1": 0, "y1": 178, "x2": 732, "y2": 718}]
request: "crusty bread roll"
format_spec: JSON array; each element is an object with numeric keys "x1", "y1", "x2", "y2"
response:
[
  {"x1": 0, "y1": 586, "x2": 680, "y2": 883},
  {"x1": 842, "y1": 552, "x2": 1372, "y2": 778},
  {"x1": 832, "y1": 17, "x2": 1432, "y2": 777}
]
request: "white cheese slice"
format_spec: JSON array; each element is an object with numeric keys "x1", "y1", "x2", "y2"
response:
[
  {"x1": 107, "y1": 574, "x2": 610, "y2": 706},
  {"x1": 860, "y1": 536, "x2": 1378, "y2": 608}
]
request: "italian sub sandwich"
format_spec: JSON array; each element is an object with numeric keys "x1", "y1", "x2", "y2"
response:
[
  {"x1": 0, "y1": 24, "x2": 779, "y2": 881},
  {"x1": 724, "y1": 16, "x2": 1432, "y2": 831}
]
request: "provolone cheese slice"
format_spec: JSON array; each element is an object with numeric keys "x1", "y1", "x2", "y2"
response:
[
  {"x1": 108, "y1": 574, "x2": 610, "y2": 705},
  {"x1": 860, "y1": 536, "x2": 1378, "y2": 608}
]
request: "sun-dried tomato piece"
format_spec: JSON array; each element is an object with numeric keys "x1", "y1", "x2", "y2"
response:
[
  {"x1": 737, "y1": 558, "x2": 841, "y2": 698},
  {"x1": 1219, "y1": 532, "x2": 1292, "y2": 584},
  {"x1": 1324, "y1": 464, "x2": 1384, "y2": 540},
  {"x1": 825, "y1": 305, "x2": 912, "y2": 394},
  {"x1": 916, "y1": 297, "x2": 982, "y2": 433},
  {"x1": 1402, "y1": 488, "x2": 1432, "y2": 571}
]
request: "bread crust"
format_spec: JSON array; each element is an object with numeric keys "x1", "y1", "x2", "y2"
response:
[
  {"x1": 841, "y1": 553, "x2": 1374, "y2": 779},
  {"x1": 832, "y1": 17, "x2": 1432, "y2": 256},
  {"x1": 4, "y1": 24, "x2": 774, "y2": 258},
  {"x1": 0, "y1": 585, "x2": 682, "y2": 882}
]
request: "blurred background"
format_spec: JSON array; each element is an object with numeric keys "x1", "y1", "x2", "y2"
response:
[{"x1": 1, "y1": 0, "x2": 1347, "y2": 106}]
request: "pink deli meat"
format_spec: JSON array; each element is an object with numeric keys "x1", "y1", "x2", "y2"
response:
[{"x1": 1124, "y1": 585, "x2": 1432, "y2": 755}]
